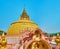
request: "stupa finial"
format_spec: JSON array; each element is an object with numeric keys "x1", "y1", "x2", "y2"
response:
[
  {"x1": 20, "y1": 6, "x2": 30, "y2": 20},
  {"x1": 1, "y1": 32, "x2": 5, "y2": 39},
  {"x1": 23, "y1": 7, "x2": 26, "y2": 13}
]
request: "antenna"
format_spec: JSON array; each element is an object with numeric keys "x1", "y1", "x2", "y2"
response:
[{"x1": 24, "y1": 0, "x2": 26, "y2": 9}]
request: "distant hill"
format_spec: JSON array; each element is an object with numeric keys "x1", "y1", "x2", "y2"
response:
[{"x1": 0, "y1": 30, "x2": 7, "y2": 35}]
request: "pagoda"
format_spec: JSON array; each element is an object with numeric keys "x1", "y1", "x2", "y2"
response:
[{"x1": 0, "y1": 8, "x2": 52, "y2": 49}]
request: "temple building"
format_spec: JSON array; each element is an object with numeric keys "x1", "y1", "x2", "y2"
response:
[{"x1": 0, "y1": 8, "x2": 60, "y2": 49}]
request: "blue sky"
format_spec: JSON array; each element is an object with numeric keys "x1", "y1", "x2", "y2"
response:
[{"x1": 0, "y1": 0, "x2": 60, "y2": 33}]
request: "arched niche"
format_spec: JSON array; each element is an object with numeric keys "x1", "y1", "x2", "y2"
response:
[{"x1": 25, "y1": 40, "x2": 52, "y2": 49}]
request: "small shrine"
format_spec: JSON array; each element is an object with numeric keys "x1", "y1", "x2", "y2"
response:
[{"x1": 0, "y1": 32, "x2": 7, "y2": 49}]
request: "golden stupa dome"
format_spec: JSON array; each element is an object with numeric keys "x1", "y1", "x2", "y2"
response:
[{"x1": 7, "y1": 8, "x2": 38, "y2": 35}]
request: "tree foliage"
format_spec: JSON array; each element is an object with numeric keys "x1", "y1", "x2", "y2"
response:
[{"x1": 0, "y1": 30, "x2": 7, "y2": 35}]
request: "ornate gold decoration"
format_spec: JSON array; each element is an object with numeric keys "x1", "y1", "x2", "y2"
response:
[
  {"x1": 0, "y1": 32, "x2": 7, "y2": 49},
  {"x1": 55, "y1": 34, "x2": 60, "y2": 44},
  {"x1": 27, "y1": 41, "x2": 50, "y2": 49},
  {"x1": 33, "y1": 30, "x2": 41, "y2": 41},
  {"x1": 31, "y1": 42, "x2": 42, "y2": 49}
]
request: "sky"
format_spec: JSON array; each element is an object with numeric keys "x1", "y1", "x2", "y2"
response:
[{"x1": 0, "y1": 0, "x2": 60, "y2": 33}]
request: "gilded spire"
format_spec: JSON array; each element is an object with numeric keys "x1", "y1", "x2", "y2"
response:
[
  {"x1": 55, "y1": 34, "x2": 60, "y2": 44},
  {"x1": 20, "y1": 8, "x2": 30, "y2": 20},
  {"x1": 23, "y1": 7, "x2": 26, "y2": 13},
  {"x1": 1, "y1": 32, "x2": 5, "y2": 39},
  {"x1": 0, "y1": 32, "x2": 7, "y2": 49}
]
